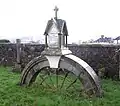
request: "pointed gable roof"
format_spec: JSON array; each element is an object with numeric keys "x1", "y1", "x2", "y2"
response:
[{"x1": 44, "y1": 18, "x2": 68, "y2": 36}]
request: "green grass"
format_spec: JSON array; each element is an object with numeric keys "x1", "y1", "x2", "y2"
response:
[{"x1": 0, "y1": 67, "x2": 120, "y2": 106}]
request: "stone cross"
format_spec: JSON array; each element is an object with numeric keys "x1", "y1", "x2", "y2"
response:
[{"x1": 54, "y1": 6, "x2": 59, "y2": 19}]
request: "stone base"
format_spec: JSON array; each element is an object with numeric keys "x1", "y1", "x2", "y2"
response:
[
  {"x1": 41, "y1": 47, "x2": 72, "y2": 56},
  {"x1": 12, "y1": 63, "x2": 22, "y2": 73}
]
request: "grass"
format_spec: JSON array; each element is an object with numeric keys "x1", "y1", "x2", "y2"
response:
[{"x1": 0, "y1": 67, "x2": 120, "y2": 106}]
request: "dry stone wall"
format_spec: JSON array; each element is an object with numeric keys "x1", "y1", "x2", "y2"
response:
[{"x1": 0, "y1": 43, "x2": 119, "y2": 79}]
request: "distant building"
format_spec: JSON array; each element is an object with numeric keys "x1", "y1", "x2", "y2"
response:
[
  {"x1": 0, "y1": 39, "x2": 10, "y2": 43},
  {"x1": 94, "y1": 35, "x2": 113, "y2": 43},
  {"x1": 114, "y1": 36, "x2": 120, "y2": 44}
]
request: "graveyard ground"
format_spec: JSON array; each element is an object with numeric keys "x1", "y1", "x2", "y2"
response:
[{"x1": 0, "y1": 66, "x2": 120, "y2": 106}]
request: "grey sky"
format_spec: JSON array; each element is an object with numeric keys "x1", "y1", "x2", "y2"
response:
[{"x1": 0, "y1": 0, "x2": 120, "y2": 43}]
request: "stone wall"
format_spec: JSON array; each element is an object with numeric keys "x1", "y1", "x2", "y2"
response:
[
  {"x1": 69, "y1": 44, "x2": 119, "y2": 79},
  {"x1": 0, "y1": 43, "x2": 119, "y2": 79}
]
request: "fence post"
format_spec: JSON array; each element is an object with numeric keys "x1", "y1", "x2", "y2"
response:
[
  {"x1": 119, "y1": 53, "x2": 120, "y2": 79},
  {"x1": 13, "y1": 39, "x2": 22, "y2": 72},
  {"x1": 16, "y1": 39, "x2": 21, "y2": 64}
]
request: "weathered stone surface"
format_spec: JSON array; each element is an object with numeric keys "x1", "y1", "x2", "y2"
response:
[{"x1": 20, "y1": 55, "x2": 102, "y2": 97}]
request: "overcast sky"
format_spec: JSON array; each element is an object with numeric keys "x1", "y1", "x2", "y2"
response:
[{"x1": 0, "y1": 0, "x2": 120, "y2": 43}]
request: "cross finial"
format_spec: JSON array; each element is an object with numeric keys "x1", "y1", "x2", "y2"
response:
[{"x1": 54, "y1": 6, "x2": 59, "y2": 19}]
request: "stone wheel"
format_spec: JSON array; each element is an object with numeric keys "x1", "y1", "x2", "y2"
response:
[{"x1": 20, "y1": 55, "x2": 102, "y2": 97}]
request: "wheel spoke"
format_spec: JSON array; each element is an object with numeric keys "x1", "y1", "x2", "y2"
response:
[
  {"x1": 66, "y1": 78, "x2": 77, "y2": 89},
  {"x1": 46, "y1": 68, "x2": 54, "y2": 86},
  {"x1": 60, "y1": 71, "x2": 69, "y2": 89},
  {"x1": 39, "y1": 74, "x2": 51, "y2": 88},
  {"x1": 39, "y1": 76, "x2": 46, "y2": 85},
  {"x1": 37, "y1": 67, "x2": 82, "y2": 95},
  {"x1": 56, "y1": 69, "x2": 58, "y2": 88}
]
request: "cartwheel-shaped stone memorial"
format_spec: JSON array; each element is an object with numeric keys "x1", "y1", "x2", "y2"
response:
[{"x1": 20, "y1": 6, "x2": 102, "y2": 97}]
